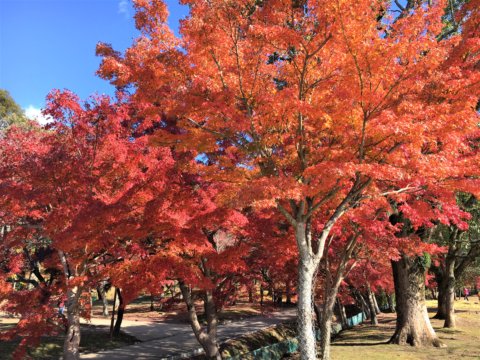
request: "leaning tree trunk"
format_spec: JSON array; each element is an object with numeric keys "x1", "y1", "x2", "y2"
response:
[
  {"x1": 113, "y1": 288, "x2": 125, "y2": 337},
  {"x1": 389, "y1": 256, "x2": 444, "y2": 347},
  {"x1": 334, "y1": 298, "x2": 348, "y2": 329},
  {"x1": 318, "y1": 304, "x2": 334, "y2": 360},
  {"x1": 179, "y1": 282, "x2": 222, "y2": 360},
  {"x1": 366, "y1": 286, "x2": 378, "y2": 325},
  {"x1": 372, "y1": 292, "x2": 382, "y2": 315}
]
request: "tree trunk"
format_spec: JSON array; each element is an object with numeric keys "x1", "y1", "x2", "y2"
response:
[
  {"x1": 179, "y1": 282, "x2": 222, "y2": 360},
  {"x1": 297, "y1": 259, "x2": 317, "y2": 360},
  {"x1": 113, "y1": 288, "x2": 125, "y2": 337},
  {"x1": 260, "y1": 284, "x2": 264, "y2": 306},
  {"x1": 389, "y1": 256, "x2": 444, "y2": 347},
  {"x1": 286, "y1": 281, "x2": 292, "y2": 305},
  {"x1": 334, "y1": 299, "x2": 348, "y2": 329},
  {"x1": 150, "y1": 294, "x2": 155, "y2": 311},
  {"x1": 319, "y1": 312, "x2": 332, "y2": 360},
  {"x1": 434, "y1": 277, "x2": 447, "y2": 319},
  {"x1": 372, "y1": 292, "x2": 381, "y2": 314},
  {"x1": 97, "y1": 283, "x2": 109, "y2": 317},
  {"x1": 443, "y1": 253, "x2": 456, "y2": 328},
  {"x1": 58, "y1": 251, "x2": 82, "y2": 360},
  {"x1": 64, "y1": 285, "x2": 82, "y2": 360},
  {"x1": 366, "y1": 286, "x2": 378, "y2": 325},
  {"x1": 387, "y1": 293, "x2": 396, "y2": 313},
  {"x1": 353, "y1": 291, "x2": 371, "y2": 319},
  {"x1": 319, "y1": 285, "x2": 340, "y2": 360},
  {"x1": 248, "y1": 286, "x2": 254, "y2": 303}
]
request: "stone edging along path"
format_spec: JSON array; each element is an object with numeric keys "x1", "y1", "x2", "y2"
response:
[{"x1": 165, "y1": 312, "x2": 367, "y2": 360}]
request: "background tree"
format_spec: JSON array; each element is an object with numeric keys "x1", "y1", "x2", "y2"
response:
[{"x1": 0, "y1": 89, "x2": 29, "y2": 131}]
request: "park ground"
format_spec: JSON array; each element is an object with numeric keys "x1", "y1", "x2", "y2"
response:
[
  {"x1": 0, "y1": 298, "x2": 479, "y2": 359},
  {"x1": 286, "y1": 299, "x2": 480, "y2": 360}
]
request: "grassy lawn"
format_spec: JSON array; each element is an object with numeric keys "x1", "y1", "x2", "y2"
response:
[
  {"x1": 0, "y1": 324, "x2": 138, "y2": 360},
  {"x1": 329, "y1": 299, "x2": 480, "y2": 360}
]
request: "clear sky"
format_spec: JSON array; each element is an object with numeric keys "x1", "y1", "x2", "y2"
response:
[{"x1": 0, "y1": 0, "x2": 188, "y2": 117}]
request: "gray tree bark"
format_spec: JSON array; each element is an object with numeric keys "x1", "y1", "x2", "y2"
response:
[
  {"x1": 443, "y1": 251, "x2": 456, "y2": 328},
  {"x1": 366, "y1": 286, "x2": 378, "y2": 325},
  {"x1": 97, "y1": 282, "x2": 109, "y2": 317},
  {"x1": 389, "y1": 256, "x2": 444, "y2": 347},
  {"x1": 387, "y1": 293, "x2": 396, "y2": 313},
  {"x1": 179, "y1": 282, "x2": 222, "y2": 360},
  {"x1": 59, "y1": 251, "x2": 83, "y2": 360}
]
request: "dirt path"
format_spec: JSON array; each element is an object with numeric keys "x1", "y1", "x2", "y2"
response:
[{"x1": 81, "y1": 308, "x2": 296, "y2": 359}]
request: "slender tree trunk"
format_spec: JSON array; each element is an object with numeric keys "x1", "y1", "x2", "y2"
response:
[
  {"x1": 179, "y1": 282, "x2": 222, "y2": 360},
  {"x1": 286, "y1": 281, "x2": 292, "y2": 305},
  {"x1": 248, "y1": 286, "x2": 253, "y2": 303},
  {"x1": 150, "y1": 294, "x2": 155, "y2": 311},
  {"x1": 444, "y1": 253, "x2": 456, "y2": 328},
  {"x1": 353, "y1": 291, "x2": 371, "y2": 319},
  {"x1": 58, "y1": 251, "x2": 82, "y2": 360},
  {"x1": 387, "y1": 293, "x2": 396, "y2": 313},
  {"x1": 97, "y1": 283, "x2": 109, "y2": 317},
  {"x1": 372, "y1": 292, "x2": 381, "y2": 314},
  {"x1": 314, "y1": 302, "x2": 322, "y2": 328},
  {"x1": 366, "y1": 286, "x2": 378, "y2": 325},
  {"x1": 319, "y1": 282, "x2": 341, "y2": 360},
  {"x1": 260, "y1": 284, "x2": 264, "y2": 306},
  {"x1": 334, "y1": 299, "x2": 348, "y2": 329},
  {"x1": 109, "y1": 288, "x2": 117, "y2": 338},
  {"x1": 389, "y1": 256, "x2": 444, "y2": 347},
  {"x1": 113, "y1": 288, "x2": 125, "y2": 337},
  {"x1": 319, "y1": 311, "x2": 332, "y2": 360},
  {"x1": 434, "y1": 277, "x2": 447, "y2": 319}
]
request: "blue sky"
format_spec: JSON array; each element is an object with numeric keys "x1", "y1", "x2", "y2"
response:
[{"x1": 0, "y1": 0, "x2": 188, "y2": 119}]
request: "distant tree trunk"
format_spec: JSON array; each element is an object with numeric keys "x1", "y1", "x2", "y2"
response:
[
  {"x1": 372, "y1": 292, "x2": 381, "y2": 314},
  {"x1": 389, "y1": 256, "x2": 444, "y2": 347},
  {"x1": 334, "y1": 298, "x2": 348, "y2": 329},
  {"x1": 150, "y1": 294, "x2": 155, "y2": 311},
  {"x1": 286, "y1": 281, "x2": 293, "y2": 305},
  {"x1": 97, "y1": 282, "x2": 109, "y2": 317},
  {"x1": 353, "y1": 290, "x2": 371, "y2": 319},
  {"x1": 179, "y1": 282, "x2": 222, "y2": 360},
  {"x1": 248, "y1": 286, "x2": 254, "y2": 303},
  {"x1": 260, "y1": 284, "x2": 264, "y2": 306},
  {"x1": 366, "y1": 286, "x2": 378, "y2": 325},
  {"x1": 113, "y1": 288, "x2": 125, "y2": 337},
  {"x1": 387, "y1": 293, "x2": 396, "y2": 313}
]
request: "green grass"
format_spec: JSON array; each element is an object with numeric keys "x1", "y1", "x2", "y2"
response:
[
  {"x1": 0, "y1": 324, "x2": 139, "y2": 360},
  {"x1": 328, "y1": 299, "x2": 480, "y2": 360}
]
